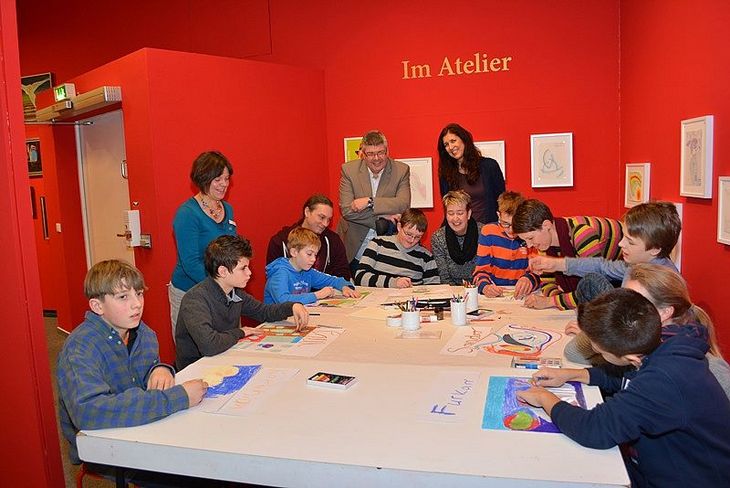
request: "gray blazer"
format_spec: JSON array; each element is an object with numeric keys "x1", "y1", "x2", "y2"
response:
[{"x1": 336, "y1": 158, "x2": 411, "y2": 261}]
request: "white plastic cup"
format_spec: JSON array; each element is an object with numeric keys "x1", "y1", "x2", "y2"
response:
[
  {"x1": 450, "y1": 301, "x2": 467, "y2": 326},
  {"x1": 386, "y1": 315, "x2": 402, "y2": 327},
  {"x1": 401, "y1": 311, "x2": 421, "y2": 331},
  {"x1": 465, "y1": 287, "x2": 479, "y2": 313}
]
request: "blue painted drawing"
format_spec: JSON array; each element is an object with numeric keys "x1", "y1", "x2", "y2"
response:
[
  {"x1": 482, "y1": 376, "x2": 586, "y2": 433},
  {"x1": 205, "y1": 365, "x2": 262, "y2": 398}
]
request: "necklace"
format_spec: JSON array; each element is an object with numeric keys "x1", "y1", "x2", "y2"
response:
[{"x1": 199, "y1": 195, "x2": 223, "y2": 221}]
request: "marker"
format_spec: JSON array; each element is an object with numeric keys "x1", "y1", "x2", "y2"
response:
[{"x1": 308, "y1": 313, "x2": 321, "y2": 316}]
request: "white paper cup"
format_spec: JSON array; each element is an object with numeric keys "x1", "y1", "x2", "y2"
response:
[
  {"x1": 465, "y1": 287, "x2": 478, "y2": 313},
  {"x1": 401, "y1": 311, "x2": 421, "y2": 331},
  {"x1": 450, "y1": 301, "x2": 467, "y2": 326},
  {"x1": 386, "y1": 315, "x2": 402, "y2": 327}
]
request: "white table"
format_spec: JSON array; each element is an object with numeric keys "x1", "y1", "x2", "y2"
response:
[{"x1": 78, "y1": 287, "x2": 631, "y2": 487}]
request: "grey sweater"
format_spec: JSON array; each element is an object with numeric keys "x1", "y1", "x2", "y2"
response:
[{"x1": 175, "y1": 277, "x2": 294, "y2": 370}]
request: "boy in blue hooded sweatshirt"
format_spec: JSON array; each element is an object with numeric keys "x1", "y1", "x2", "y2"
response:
[
  {"x1": 265, "y1": 227, "x2": 359, "y2": 304},
  {"x1": 517, "y1": 288, "x2": 730, "y2": 488}
]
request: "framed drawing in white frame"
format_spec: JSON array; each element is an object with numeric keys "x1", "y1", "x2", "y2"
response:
[
  {"x1": 530, "y1": 132, "x2": 573, "y2": 188},
  {"x1": 680, "y1": 115, "x2": 713, "y2": 198},
  {"x1": 624, "y1": 163, "x2": 651, "y2": 208},
  {"x1": 474, "y1": 140, "x2": 506, "y2": 180},
  {"x1": 343, "y1": 137, "x2": 361, "y2": 163},
  {"x1": 718, "y1": 177, "x2": 730, "y2": 245},
  {"x1": 399, "y1": 157, "x2": 433, "y2": 208}
]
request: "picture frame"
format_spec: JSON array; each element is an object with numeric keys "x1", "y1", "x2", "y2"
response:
[
  {"x1": 530, "y1": 132, "x2": 573, "y2": 188},
  {"x1": 474, "y1": 140, "x2": 506, "y2": 180},
  {"x1": 26, "y1": 138, "x2": 42, "y2": 177},
  {"x1": 399, "y1": 157, "x2": 434, "y2": 208},
  {"x1": 21, "y1": 72, "x2": 53, "y2": 122},
  {"x1": 680, "y1": 115, "x2": 713, "y2": 198},
  {"x1": 718, "y1": 177, "x2": 730, "y2": 245},
  {"x1": 624, "y1": 163, "x2": 651, "y2": 208},
  {"x1": 343, "y1": 137, "x2": 362, "y2": 163}
]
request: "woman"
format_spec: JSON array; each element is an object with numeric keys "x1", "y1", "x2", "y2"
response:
[
  {"x1": 430, "y1": 190, "x2": 483, "y2": 285},
  {"x1": 169, "y1": 151, "x2": 237, "y2": 340},
  {"x1": 266, "y1": 194, "x2": 351, "y2": 280},
  {"x1": 437, "y1": 123, "x2": 505, "y2": 224}
]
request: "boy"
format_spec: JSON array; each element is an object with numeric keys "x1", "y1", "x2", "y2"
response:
[
  {"x1": 528, "y1": 201, "x2": 681, "y2": 301},
  {"x1": 517, "y1": 288, "x2": 730, "y2": 488},
  {"x1": 57, "y1": 260, "x2": 206, "y2": 468},
  {"x1": 176, "y1": 234, "x2": 309, "y2": 370},
  {"x1": 354, "y1": 208, "x2": 440, "y2": 288},
  {"x1": 264, "y1": 227, "x2": 359, "y2": 304},
  {"x1": 472, "y1": 191, "x2": 539, "y2": 298},
  {"x1": 511, "y1": 199, "x2": 623, "y2": 310}
]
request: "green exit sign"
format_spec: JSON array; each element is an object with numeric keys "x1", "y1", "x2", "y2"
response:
[{"x1": 53, "y1": 83, "x2": 76, "y2": 102}]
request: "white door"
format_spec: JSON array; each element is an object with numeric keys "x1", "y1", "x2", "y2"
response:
[{"x1": 77, "y1": 110, "x2": 135, "y2": 267}]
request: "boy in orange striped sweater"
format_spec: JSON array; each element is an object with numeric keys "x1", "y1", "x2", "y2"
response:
[
  {"x1": 472, "y1": 192, "x2": 539, "y2": 298},
  {"x1": 512, "y1": 199, "x2": 623, "y2": 310}
]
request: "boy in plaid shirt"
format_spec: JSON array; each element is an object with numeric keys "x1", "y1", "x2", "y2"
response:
[{"x1": 57, "y1": 260, "x2": 207, "y2": 469}]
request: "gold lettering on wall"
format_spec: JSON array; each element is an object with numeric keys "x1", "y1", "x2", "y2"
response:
[{"x1": 401, "y1": 52, "x2": 513, "y2": 80}]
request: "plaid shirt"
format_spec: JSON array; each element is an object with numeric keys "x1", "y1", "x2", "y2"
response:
[{"x1": 57, "y1": 311, "x2": 189, "y2": 463}]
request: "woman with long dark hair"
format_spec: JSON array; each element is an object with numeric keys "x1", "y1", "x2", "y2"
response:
[{"x1": 437, "y1": 123, "x2": 505, "y2": 224}]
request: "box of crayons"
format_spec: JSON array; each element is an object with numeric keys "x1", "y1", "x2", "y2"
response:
[
  {"x1": 307, "y1": 372, "x2": 358, "y2": 390},
  {"x1": 511, "y1": 357, "x2": 562, "y2": 369}
]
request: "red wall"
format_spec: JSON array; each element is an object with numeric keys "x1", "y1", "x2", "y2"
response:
[
  {"x1": 64, "y1": 49, "x2": 327, "y2": 361},
  {"x1": 620, "y1": 0, "x2": 730, "y2": 353},
  {"x1": 0, "y1": 0, "x2": 64, "y2": 484}
]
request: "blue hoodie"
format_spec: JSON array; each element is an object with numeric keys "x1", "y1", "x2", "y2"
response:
[
  {"x1": 551, "y1": 324, "x2": 730, "y2": 488},
  {"x1": 264, "y1": 257, "x2": 354, "y2": 304}
]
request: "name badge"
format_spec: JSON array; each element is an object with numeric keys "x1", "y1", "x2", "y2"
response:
[{"x1": 228, "y1": 219, "x2": 237, "y2": 227}]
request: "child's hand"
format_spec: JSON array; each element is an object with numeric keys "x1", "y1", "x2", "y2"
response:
[
  {"x1": 315, "y1": 287, "x2": 335, "y2": 299},
  {"x1": 532, "y1": 367, "x2": 589, "y2": 387},
  {"x1": 291, "y1": 303, "x2": 309, "y2": 331},
  {"x1": 394, "y1": 277, "x2": 412, "y2": 288},
  {"x1": 513, "y1": 277, "x2": 533, "y2": 299},
  {"x1": 564, "y1": 320, "x2": 581, "y2": 335},
  {"x1": 482, "y1": 284, "x2": 503, "y2": 297},
  {"x1": 523, "y1": 294, "x2": 553, "y2": 309},
  {"x1": 241, "y1": 326, "x2": 264, "y2": 338},
  {"x1": 182, "y1": 379, "x2": 208, "y2": 407},
  {"x1": 529, "y1": 256, "x2": 565, "y2": 275},
  {"x1": 342, "y1": 286, "x2": 359, "y2": 298},
  {"x1": 147, "y1": 366, "x2": 174, "y2": 390}
]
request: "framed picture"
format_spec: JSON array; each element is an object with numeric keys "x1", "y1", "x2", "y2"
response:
[
  {"x1": 343, "y1": 137, "x2": 362, "y2": 163},
  {"x1": 624, "y1": 163, "x2": 651, "y2": 208},
  {"x1": 399, "y1": 157, "x2": 433, "y2": 208},
  {"x1": 474, "y1": 140, "x2": 506, "y2": 180},
  {"x1": 530, "y1": 132, "x2": 573, "y2": 188},
  {"x1": 26, "y1": 138, "x2": 42, "y2": 177},
  {"x1": 21, "y1": 72, "x2": 53, "y2": 122},
  {"x1": 680, "y1": 115, "x2": 713, "y2": 198},
  {"x1": 670, "y1": 202, "x2": 683, "y2": 271},
  {"x1": 718, "y1": 177, "x2": 730, "y2": 245}
]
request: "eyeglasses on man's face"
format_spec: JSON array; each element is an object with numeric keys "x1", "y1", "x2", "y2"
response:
[
  {"x1": 401, "y1": 229, "x2": 423, "y2": 241},
  {"x1": 364, "y1": 150, "x2": 387, "y2": 159},
  {"x1": 497, "y1": 219, "x2": 512, "y2": 229}
]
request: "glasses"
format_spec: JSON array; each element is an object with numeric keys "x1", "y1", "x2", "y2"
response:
[
  {"x1": 402, "y1": 230, "x2": 423, "y2": 241},
  {"x1": 497, "y1": 219, "x2": 512, "y2": 229},
  {"x1": 364, "y1": 150, "x2": 387, "y2": 159}
]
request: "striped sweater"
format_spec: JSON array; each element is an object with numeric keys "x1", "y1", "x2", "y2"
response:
[
  {"x1": 540, "y1": 216, "x2": 623, "y2": 310},
  {"x1": 354, "y1": 235, "x2": 440, "y2": 288},
  {"x1": 472, "y1": 223, "x2": 539, "y2": 292}
]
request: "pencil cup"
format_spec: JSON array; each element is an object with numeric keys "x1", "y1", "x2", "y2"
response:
[
  {"x1": 465, "y1": 287, "x2": 478, "y2": 313},
  {"x1": 450, "y1": 301, "x2": 467, "y2": 326},
  {"x1": 401, "y1": 311, "x2": 420, "y2": 331},
  {"x1": 386, "y1": 315, "x2": 402, "y2": 327}
]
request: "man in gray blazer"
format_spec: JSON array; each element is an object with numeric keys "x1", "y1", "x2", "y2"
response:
[{"x1": 337, "y1": 130, "x2": 411, "y2": 266}]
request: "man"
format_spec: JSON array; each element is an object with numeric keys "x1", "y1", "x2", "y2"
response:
[{"x1": 336, "y1": 130, "x2": 411, "y2": 270}]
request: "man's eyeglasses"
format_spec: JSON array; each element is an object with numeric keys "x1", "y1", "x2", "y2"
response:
[
  {"x1": 497, "y1": 219, "x2": 512, "y2": 229},
  {"x1": 364, "y1": 150, "x2": 387, "y2": 159},
  {"x1": 402, "y1": 230, "x2": 423, "y2": 241}
]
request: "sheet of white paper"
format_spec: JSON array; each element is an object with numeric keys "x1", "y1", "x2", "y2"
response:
[
  {"x1": 348, "y1": 307, "x2": 396, "y2": 321},
  {"x1": 418, "y1": 370, "x2": 482, "y2": 423},
  {"x1": 440, "y1": 326, "x2": 493, "y2": 356},
  {"x1": 216, "y1": 368, "x2": 300, "y2": 416},
  {"x1": 395, "y1": 330, "x2": 442, "y2": 340},
  {"x1": 281, "y1": 327, "x2": 345, "y2": 357}
]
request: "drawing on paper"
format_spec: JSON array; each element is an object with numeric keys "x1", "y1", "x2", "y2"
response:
[
  {"x1": 684, "y1": 129, "x2": 703, "y2": 187},
  {"x1": 203, "y1": 364, "x2": 261, "y2": 398},
  {"x1": 400, "y1": 157, "x2": 434, "y2": 208},
  {"x1": 232, "y1": 324, "x2": 317, "y2": 353},
  {"x1": 624, "y1": 163, "x2": 650, "y2": 208},
  {"x1": 343, "y1": 137, "x2": 362, "y2": 162},
  {"x1": 482, "y1": 376, "x2": 586, "y2": 433},
  {"x1": 317, "y1": 291, "x2": 371, "y2": 308},
  {"x1": 530, "y1": 133, "x2": 573, "y2": 188},
  {"x1": 540, "y1": 147, "x2": 564, "y2": 178},
  {"x1": 480, "y1": 323, "x2": 562, "y2": 358}
]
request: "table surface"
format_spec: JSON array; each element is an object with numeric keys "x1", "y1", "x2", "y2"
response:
[{"x1": 78, "y1": 286, "x2": 631, "y2": 487}]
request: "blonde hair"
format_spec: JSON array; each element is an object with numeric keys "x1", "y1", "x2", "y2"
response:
[
  {"x1": 497, "y1": 191, "x2": 525, "y2": 216},
  {"x1": 287, "y1": 227, "x2": 321, "y2": 252},
  {"x1": 84, "y1": 260, "x2": 146, "y2": 300},
  {"x1": 442, "y1": 190, "x2": 471, "y2": 210},
  {"x1": 628, "y1": 263, "x2": 722, "y2": 357}
]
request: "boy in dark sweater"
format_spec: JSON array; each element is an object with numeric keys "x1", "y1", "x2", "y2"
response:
[
  {"x1": 517, "y1": 288, "x2": 730, "y2": 488},
  {"x1": 175, "y1": 235, "x2": 309, "y2": 370}
]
